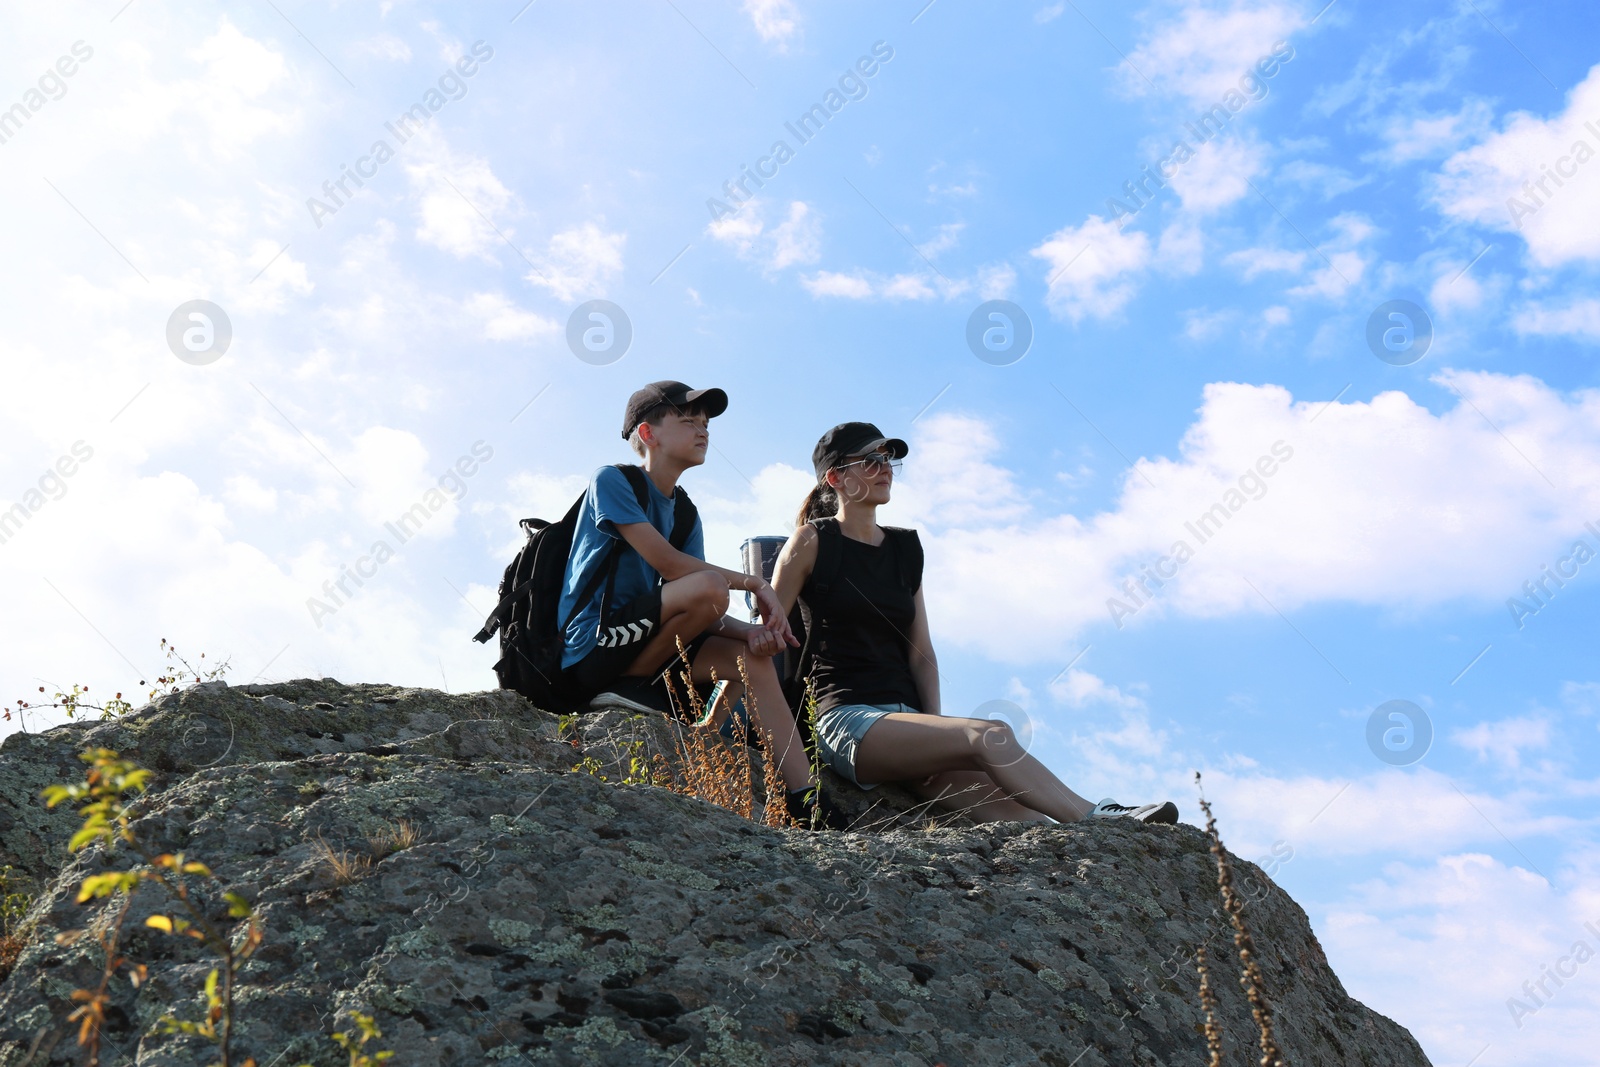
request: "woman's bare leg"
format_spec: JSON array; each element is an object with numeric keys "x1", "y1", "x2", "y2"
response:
[
  {"x1": 688, "y1": 635, "x2": 813, "y2": 792},
  {"x1": 853, "y1": 714, "x2": 1095, "y2": 822},
  {"x1": 911, "y1": 770, "x2": 1051, "y2": 823}
]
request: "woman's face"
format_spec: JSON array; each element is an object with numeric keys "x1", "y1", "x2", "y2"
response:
[{"x1": 829, "y1": 449, "x2": 897, "y2": 507}]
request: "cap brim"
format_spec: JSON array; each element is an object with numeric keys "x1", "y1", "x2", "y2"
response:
[
  {"x1": 681, "y1": 386, "x2": 728, "y2": 418},
  {"x1": 849, "y1": 436, "x2": 908, "y2": 460}
]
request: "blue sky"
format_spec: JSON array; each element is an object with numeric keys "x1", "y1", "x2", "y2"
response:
[{"x1": 2, "y1": 0, "x2": 1597, "y2": 1062}]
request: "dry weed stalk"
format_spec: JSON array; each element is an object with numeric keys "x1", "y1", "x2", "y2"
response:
[
  {"x1": 1195, "y1": 772, "x2": 1286, "y2": 1067},
  {"x1": 730, "y1": 652, "x2": 798, "y2": 829},
  {"x1": 653, "y1": 641, "x2": 759, "y2": 820},
  {"x1": 1196, "y1": 943, "x2": 1224, "y2": 1066}
]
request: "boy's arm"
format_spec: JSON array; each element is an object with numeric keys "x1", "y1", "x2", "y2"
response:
[{"x1": 611, "y1": 521, "x2": 796, "y2": 648}]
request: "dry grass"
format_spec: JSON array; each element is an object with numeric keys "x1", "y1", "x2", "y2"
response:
[
  {"x1": 367, "y1": 819, "x2": 420, "y2": 859},
  {"x1": 650, "y1": 638, "x2": 796, "y2": 828},
  {"x1": 314, "y1": 833, "x2": 372, "y2": 886},
  {"x1": 1195, "y1": 772, "x2": 1286, "y2": 1067}
]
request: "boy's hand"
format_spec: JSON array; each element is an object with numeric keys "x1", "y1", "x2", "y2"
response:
[
  {"x1": 749, "y1": 581, "x2": 800, "y2": 648},
  {"x1": 745, "y1": 627, "x2": 783, "y2": 658}
]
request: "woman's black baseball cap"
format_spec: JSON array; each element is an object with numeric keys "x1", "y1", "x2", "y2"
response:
[
  {"x1": 812, "y1": 421, "x2": 909, "y2": 478},
  {"x1": 621, "y1": 380, "x2": 729, "y2": 439}
]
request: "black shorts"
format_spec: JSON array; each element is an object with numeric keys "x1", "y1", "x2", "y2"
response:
[{"x1": 566, "y1": 587, "x2": 715, "y2": 700}]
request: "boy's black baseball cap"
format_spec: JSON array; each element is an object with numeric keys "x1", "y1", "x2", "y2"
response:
[
  {"x1": 621, "y1": 381, "x2": 729, "y2": 439},
  {"x1": 812, "y1": 422, "x2": 909, "y2": 478}
]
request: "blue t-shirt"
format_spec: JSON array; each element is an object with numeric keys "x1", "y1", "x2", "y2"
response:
[{"x1": 558, "y1": 465, "x2": 704, "y2": 668}]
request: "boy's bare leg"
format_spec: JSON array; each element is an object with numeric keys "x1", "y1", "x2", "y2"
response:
[
  {"x1": 689, "y1": 635, "x2": 813, "y2": 792},
  {"x1": 621, "y1": 570, "x2": 729, "y2": 677}
]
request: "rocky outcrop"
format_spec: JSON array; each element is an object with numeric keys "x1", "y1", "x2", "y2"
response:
[{"x1": 0, "y1": 680, "x2": 1430, "y2": 1066}]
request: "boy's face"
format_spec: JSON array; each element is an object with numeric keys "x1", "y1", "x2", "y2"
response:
[{"x1": 646, "y1": 409, "x2": 709, "y2": 468}]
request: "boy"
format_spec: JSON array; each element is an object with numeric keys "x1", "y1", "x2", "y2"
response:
[{"x1": 558, "y1": 380, "x2": 843, "y2": 828}]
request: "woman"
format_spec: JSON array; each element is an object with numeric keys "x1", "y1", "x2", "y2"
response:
[{"x1": 769, "y1": 421, "x2": 1178, "y2": 825}]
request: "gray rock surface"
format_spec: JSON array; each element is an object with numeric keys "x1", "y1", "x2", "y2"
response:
[{"x1": 0, "y1": 680, "x2": 1431, "y2": 1066}]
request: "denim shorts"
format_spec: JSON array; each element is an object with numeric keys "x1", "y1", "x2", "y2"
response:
[{"x1": 813, "y1": 702, "x2": 919, "y2": 789}]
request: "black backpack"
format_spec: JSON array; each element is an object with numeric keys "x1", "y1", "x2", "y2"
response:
[
  {"x1": 472, "y1": 464, "x2": 697, "y2": 712},
  {"x1": 779, "y1": 517, "x2": 924, "y2": 725}
]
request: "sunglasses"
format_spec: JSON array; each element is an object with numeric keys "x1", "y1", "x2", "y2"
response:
[{"x1": 837, "y1": 453, "x2": 902, "y2": 476}]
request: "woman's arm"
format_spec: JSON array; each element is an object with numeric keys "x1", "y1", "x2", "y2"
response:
[
  {"x1": 768, "y1": 524, "x2": 819, "y2": 618},
  {"x1": 906, "y1": 587, "x2": 941, "y2": 715}
]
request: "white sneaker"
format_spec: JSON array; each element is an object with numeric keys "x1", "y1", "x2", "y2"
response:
[{"x1": 1089, "y1": 798, "x2": 1179, "y2": 824}]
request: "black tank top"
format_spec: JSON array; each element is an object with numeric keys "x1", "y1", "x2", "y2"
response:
[{"x1": 804, "y1": 521, "x2": 924, "y2": 715}]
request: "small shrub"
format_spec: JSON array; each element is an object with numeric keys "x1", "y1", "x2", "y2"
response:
[
  {"x1": 43, "y1": 749, "x2": 263, "y2": 1067},
  {"x1": 0, "y1": 864, "x2": 31, "y2": 981}
]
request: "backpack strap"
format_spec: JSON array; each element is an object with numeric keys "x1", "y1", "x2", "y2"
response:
[
  {"x1": 614, "y1": 464, "x2": 696, "y2": 551},
  {"x1": 596, "y1": 465, "x2": 699, "y2": 627},
  {"x1": 803, "y1": 517, "x2": 844, "y2": 608}
]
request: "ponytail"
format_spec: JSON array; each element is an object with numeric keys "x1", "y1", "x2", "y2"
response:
[{"x1": 794, "y1": 481, "x2": 838, "y2": 528}]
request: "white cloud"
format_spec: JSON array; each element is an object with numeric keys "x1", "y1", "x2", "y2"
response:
[
  {"x1": 1286, "y1": 213, "x2": 1374, "y2": 299},
  {"x1": 707, "y1": 198, "x2": 821, "y2": 274},
  {"x1": 889, "y1": 371, "x2": 1600, "y2": 663},
  {"x1": 183, "y1": 20, "x2": 298, "y2": 160},
  {"x1": 768, "y1": 202, "x2": 820, "y2": 270},
  {"x1": 1049, "y1": 668, "x2": 1146, "y2": 710},
  {"x1": 405, "y1": 135, "x2": 517, "y2": 259},
  {"x1": 1277, "y1": 158, "x2": 1368, "y2": 199},
  {"x1": 1453, "y1": 716, "x2": 1553, "y2": 769},
  {"x1": 1156, "y1": 221, "x2": 1204, "y2": 274},
  {"x1": 463, "y1": 292, "x2": 559, "y2": 342},
  {"x1": 798, "y1": 269, "x2": 966, "y2": 302},
  {"x1": 1429, "y1": 256, "x2": 1496, "y2": 315},
  {"x1": 352, "y1": 34, "x2": 413, "y2": 62},
  {"x1": 526, "y1": 221, "x2": 626, "y2": 302},
  {"x1": 1170, "y1": 136, "x2": 1266, "y2": 213},
  {"x1": 800, "y1": 270, "x2": 874, "y2": 299},
  {"x1": 1376, "y1": 99, "x2": 1493, "y2": 163},
  {"x1": 1434, "y1": 63, "x2": 1600, "y2": 268},
  {"x1": 1031, "y1": 215, "x2": 1152, "y2": 322},
  {"x1": 1222, "y1": 247, "x2": 1312, "y2": 279},
  {"x1": 916, "y1": 222, "x2": 965, "y2": 260},
  {"x1": 891, "y1": 413, "x2": 1031, "y2": 529},
  {"x1": 1514, "y1": 298, "x2": 1600, "y2": 342},
  {"x1": 1035, "y1": 3, "x2": 1066, "y2": 24},
  {"x1": 1319, "y1": 850, "x2": 1600, "y2": 1067},
  {"x1": 1183, "y1": 307, "x2": 1235, "y2": 340},
  {"x1": 1124, "y1": 1, "x2": 1304, "y2": 105},
  {"x1": 977, "y1": 262, "x2": 1017, "y2": 299},
  {"x1": 743, "y1": 0, "x2": 799, "y2": 48}
]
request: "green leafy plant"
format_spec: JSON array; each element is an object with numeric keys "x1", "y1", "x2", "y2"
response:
[
  {"x1": 43, "y1": 749, "x2": 262, "y2": 1067},
  {"x1": 295, "y1": 1012, "x2": 393, "y2": 1067}
]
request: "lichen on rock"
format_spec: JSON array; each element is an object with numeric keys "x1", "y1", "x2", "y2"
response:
[{"x1": 0, "y1": 679, "x2": 1432, "y2": 1066}]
